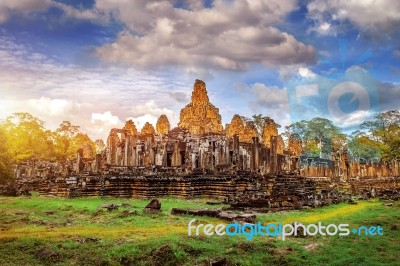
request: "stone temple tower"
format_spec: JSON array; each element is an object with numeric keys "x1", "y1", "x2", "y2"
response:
[{"x1": 178, "y1": 79, "x2": 223, "y2": 135}]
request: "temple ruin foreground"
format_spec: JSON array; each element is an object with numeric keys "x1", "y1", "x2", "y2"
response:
[{"x1": 14, "y1": 80, "x2": 400, "y2": 210}]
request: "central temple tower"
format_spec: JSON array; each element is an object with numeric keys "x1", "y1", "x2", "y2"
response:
[{"x1": 178, "y1": 79, "x2": 223, "y2": 135}]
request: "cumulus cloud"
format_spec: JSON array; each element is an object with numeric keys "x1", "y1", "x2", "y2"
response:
[
  {"x1": 94, "y1": 0, "x2": 316, "y2": 71},
  {"x1": 279, "y1": 66, "x2": 316, "y2": 81},
  {"x1": 234, "y1": 83, "x2": 291, "y2": 129},
  {"x1": 52, "y1": 2, "x2": 108, "y2": 23},
  {"x1": 307, "y1": 22, "x2": 338, "y2": 36},
  {"x1": 252, "y1": 83, "x2": 288, "y2": 107},
  {"x1": 0, "y1": 34, "x2": 189, "y2": 140},
  {"x1": 90, "y1": 111, "x2": 123, "y2": 137},
  {"x1": 27, "y1": 97, "x2": 81, "y2": 116},
  {"x1": 0, "y1": 97, "x2": 83, "y2": 134},
  {"x1": 91, "y1": 111, "x2": 121, "y2": 125},
  {"x1": 0, "y1": 0, "x2": 107, "y2": 24},
  {"x1": 298, "y1": 67, "x2": 316, "y2": 78},
  {"x1": 0, "y1": 0, "x2": 316, "y2": 71},
  {"x1": 307, "y1": 0, "x2": 400, "y2": 35}
]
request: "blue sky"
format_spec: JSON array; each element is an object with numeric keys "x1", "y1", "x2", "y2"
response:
[{"x1": 0, "y1": 0, "x2": 399, "y2": 140}]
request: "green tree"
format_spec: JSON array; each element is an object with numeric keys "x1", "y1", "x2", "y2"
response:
[
  {"x1": 53, "y1": 121, "x2": 80, "y2": 161},
  {"x1": 360, "y1": 110, "x2": 400, "y2": 160},
  {"x1": 286, "y1": 120, "x2": 308, "y2": 144},
  {"x1": 67, "y1": 133, "x2": 96, "y2": 159},
  {"x1": 252, "y1": 114, "x2": 281, "y2": 141},
  {"x1": 1, "y1": 112, "x2": 55, "y2": 163},
  {"x1": 288, "y1": 117, "x2": 344, "y2": 157},
  {"x1": 348, "y1": 132, "x2": 381, "y2": 162},
  {"x1": 0, "y1": 127, "x2": 13, "y2": 184}
]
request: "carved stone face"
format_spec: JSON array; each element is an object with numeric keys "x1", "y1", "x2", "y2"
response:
[
  {"x1": 225, "y1": 115, "x2": 257, "y2": 143},
  {"x1": 81, "y1": 142, "x2": 94, "y2": 159},
  {"x1": 123, "y1": 120, "x2": 138, "y2": 135},
  {"x1": 263, "y1": 119, "x2": 279, "y2": 148},
  {"x1": 156, "y1": 115, "x2": 170, "y2": 136},
  {"x1": 178, "y1": 79, "x2": 223, "y2": 135},
  {"x1": 191, "y1": 79, "x2": 209, "y2": 106},
  {"x1": 141, "y1": 122, "x2": 156, "y2": 135}
]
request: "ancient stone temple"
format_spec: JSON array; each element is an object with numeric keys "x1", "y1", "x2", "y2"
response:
[
  {"x1": 12, "y1": 79, "x2": 400, "y2": 203},
  {"x1": 178, "y1": 79, "x2": 223, "y2": 135},
  {"x1": 225, "y1": 115, "x2": 258, "y2": 143}
]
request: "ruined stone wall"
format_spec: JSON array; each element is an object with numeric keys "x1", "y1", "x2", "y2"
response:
[
  {"x1": 300, "y1": 160, "x2": 399, "y2": 179},
  {"x1": 37, "y1": 175, "x2": 260, "y2": 199},
  {"x1": 349, "y1": 177, "x2": 400, "y2": 195},
  {"x1": 347, "y1": 162, "x2": 400, "y2": 178}
]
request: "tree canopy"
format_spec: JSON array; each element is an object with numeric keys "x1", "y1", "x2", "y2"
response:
[
  {"x1": 0, "y1": 112, "x2": 97, "y2": 168},
  {"x1": 359, "y1": 110, "x2": 400, "y2": 160},
  {"x1": 284, "y1": 110, "x2": 399, "y2": 162},
  {"x1": 286, "y1": 117, "x2": 344, "y2": 158},
  {"x1": 0, "y1": 128, "x2": 13, "y2": 184}
]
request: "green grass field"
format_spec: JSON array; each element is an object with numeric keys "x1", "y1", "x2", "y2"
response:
[{"x1": 0, "y1": 194, "x2": 399, "y2": 265}]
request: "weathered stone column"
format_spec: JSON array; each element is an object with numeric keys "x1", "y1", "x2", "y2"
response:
[
  {"x1": 252, "y1": 136, "x2": 259, "y2": 173},
  {"x1": 94, "y1": 154, "x2": 102, "y2": 173},
  {"x1": 233, "y1": 134, "x2": 239, "y2": 166},
  {"x1": 172, "y1": 140, "x2": 181, "y2": 166},
  {"x1": 76, "y1": 149, "x2": 83, "y2": 173},
  {"x1": 124, "y1": 133, "x2": 129, "y2": 166},
  {"x1": 270, "y1": 136, "x2": 277, "y2": 175}
]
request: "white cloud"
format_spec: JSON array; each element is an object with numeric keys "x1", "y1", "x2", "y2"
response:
[
  {"x1": 307, "y1": 0, "x2": 400, "y2": 35},
  {"x1": 0, "y1": 97, "x2": 83, "y2": 132},
  {"x1": 252, "y1": 83, "x2": 288, "y2": 106},
  {"x1": 308, "y1": 22, "x2": 337, "y2": 36},
  {"x1": 52, "y1": 2, "x2": 107, "y2": 23},
  {"x1": 0, "y1": 0, "x2": 107, "y2": 24},
  {"x1": 298, "y1": 67, "x2": 316, "y2": 78},
  {"x1": 91, "y1": 111, "x2": 121, "y2": 125},
  {"x1": 27, "y1": 97, "x2": 81, "y2": 116},
  {"x1": 94, "y1": 0, "x2": 316, "y2": 71},
  {"x1": 279, "y1": 66, "x2": 316, "y2": 81},
  {"x1": 0, "y1": 1, "x2": 316, "y2": 71},
  {"x1": 244, "y1": 83, "x2": 291, "y2": 129},
  {"x1": 0, "y1": 35, "x2": 189, "y2": 140},
  {"x1": 90, "y1": 111, "x2": 123, "y2": 138}
]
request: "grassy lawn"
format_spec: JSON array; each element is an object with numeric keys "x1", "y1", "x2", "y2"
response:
[{"x1": 0, "y1": 194, "x2": 399, "y2": 265}]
